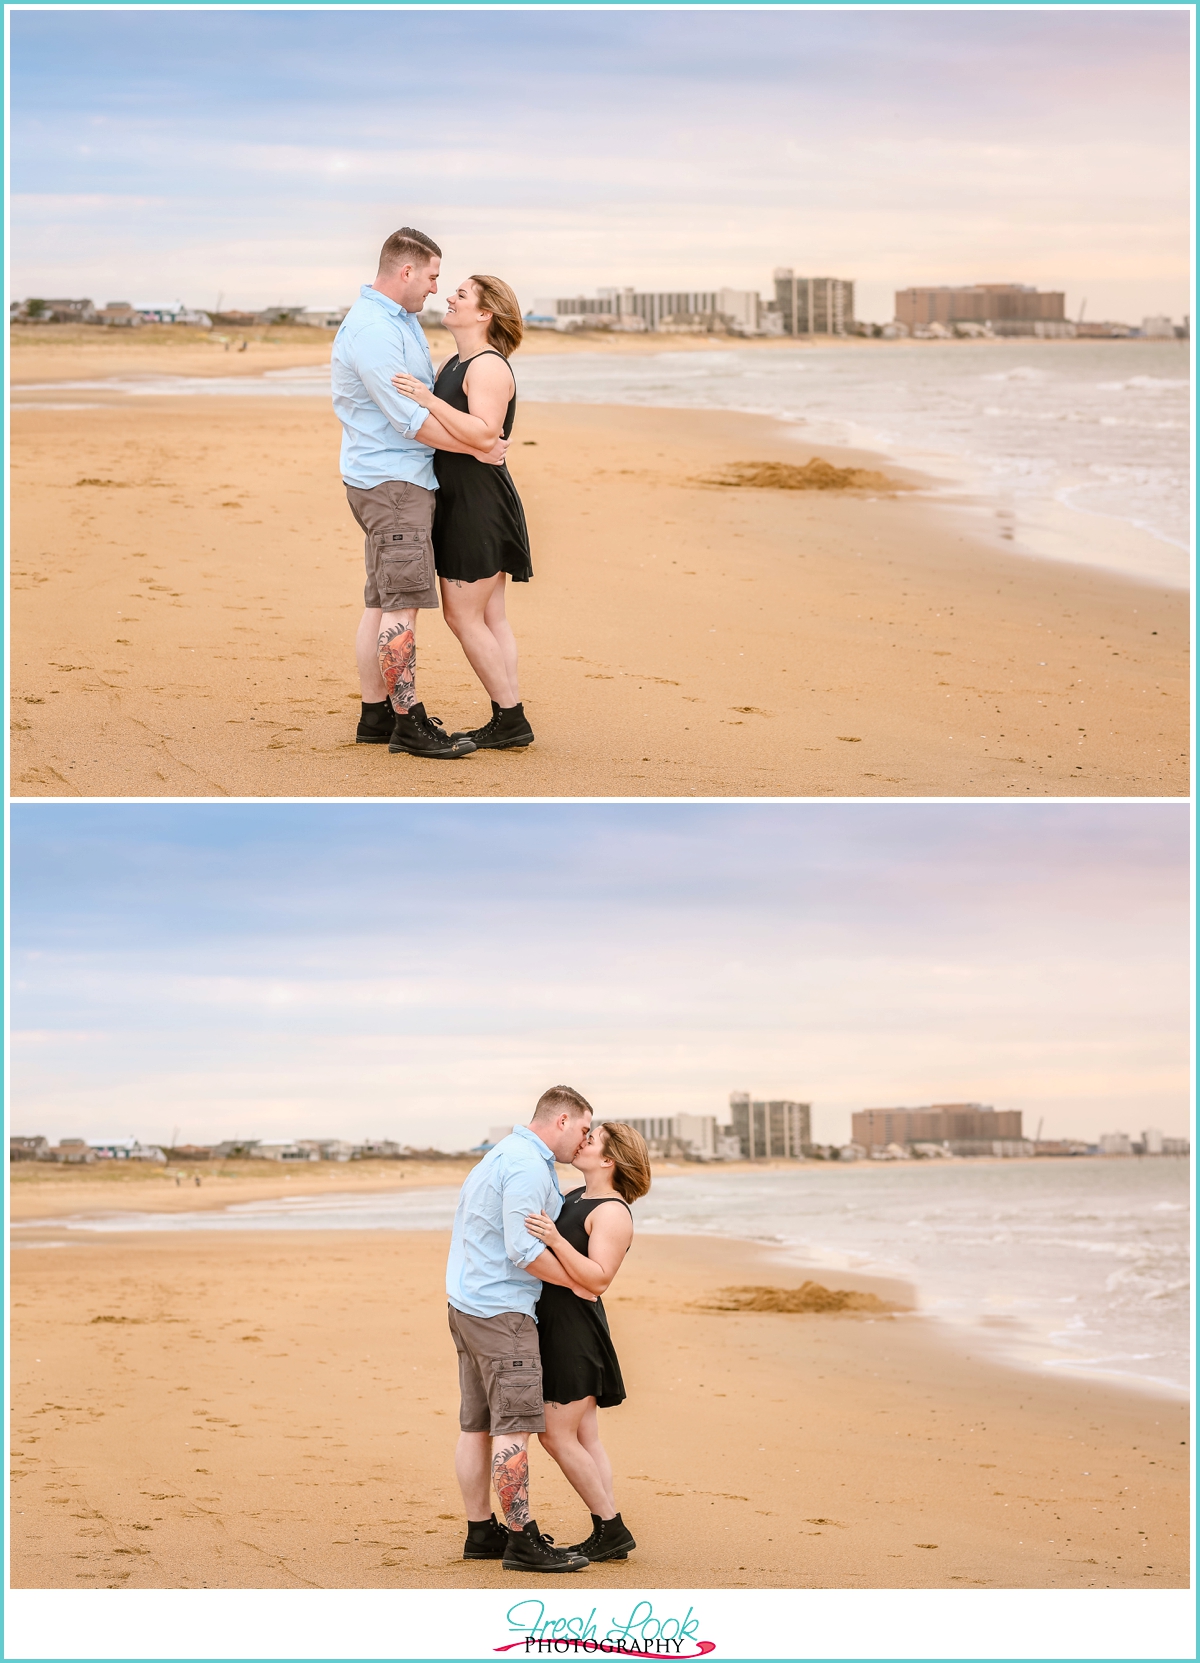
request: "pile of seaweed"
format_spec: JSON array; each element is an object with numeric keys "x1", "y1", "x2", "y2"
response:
[
  {"x1": 696, "y1": 1281, "x2": 898, "y2": 1314},
  {"x1": 701, "y1": 458, "x2": 906, "y2": 493}
]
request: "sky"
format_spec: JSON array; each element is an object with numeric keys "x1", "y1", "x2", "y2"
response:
[
  {"x1": 9, "y1": 802, "x2": 1191, "y2": 1152},
  {"x1": 8, "y1": 7, "x2": 1192, "y2": 322}
]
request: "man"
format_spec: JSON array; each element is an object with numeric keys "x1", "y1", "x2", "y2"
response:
[
  {"x1": 331, "y1": 226, "x2": 508, "y2": 759},
  {"x1": 446, "y1": 1086, "x2": 596, "y2": 1573}
]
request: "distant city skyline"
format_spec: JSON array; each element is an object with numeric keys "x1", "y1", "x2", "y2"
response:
[
  {"x1": 9, "y1": 9, "x2": 1191, "y2": 323},
  {"x1": 10, "y1": 804, "x2": 1190, "y2": 1150}
]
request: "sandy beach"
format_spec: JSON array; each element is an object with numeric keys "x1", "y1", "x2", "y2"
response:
[
  {"x1": 10, "y1": 1167, "x2": 1189, "y2": 1593},
  {"x1": 10, "y1": 332, "x2": 1188, "y2": 799}
]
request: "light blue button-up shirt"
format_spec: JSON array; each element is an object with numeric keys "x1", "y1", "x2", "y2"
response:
[
  {"x1": 446, "y1": 1125, "x2": 565, "y2": 1320},
  {"x1": 331, "y1": 284, "x2": 438, "y2": 491}
]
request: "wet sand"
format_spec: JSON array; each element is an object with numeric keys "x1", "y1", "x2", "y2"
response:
[
  {"x1": 9, "y1": 1222, "x2": 1188, "y2": 1592},
  {"x1": 10, "y1": 344, "x2": 1188, "y2": 799}
]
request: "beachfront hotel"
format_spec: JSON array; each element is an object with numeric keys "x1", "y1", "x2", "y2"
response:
[
  {"x1": 771, "y1": 271, "x2": 856, "y2": 336},
  {"x1": 894, "y1": 283, "x2": 1068, "y2": 336},
  {"x1": 852, "y1": 1102, "x2": 1027, "y2": 1155},
  {"x1": 527, "y1": 285, "x2": 770, "y2": 334},
  {"x1": 728, "y1": 1093, "x2": 813, "y2": 1159}
]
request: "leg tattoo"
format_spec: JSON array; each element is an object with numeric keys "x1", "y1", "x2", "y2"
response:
[
  {"x1": 492, "y1": 1441, "x2": 530, "y2": 1531},
  {"x1": 378, "y1": 623, "x2": 416, "y2": 713}
]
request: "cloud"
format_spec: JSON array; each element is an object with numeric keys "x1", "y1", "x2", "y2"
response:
[
  {"x1": 9, "y1": 804, "x2": 1190, "y2": 1148},
  {"x1": 8, "y1": 10, "x2": 1190, "y2": 318}
]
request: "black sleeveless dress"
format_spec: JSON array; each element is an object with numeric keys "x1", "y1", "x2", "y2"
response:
[
  {"x1": 537, "y1": 1189, "x2": 629, "y2": 1408},
  {"x1": 432, "y1": 350, "x2": 533, "y2": 583}
]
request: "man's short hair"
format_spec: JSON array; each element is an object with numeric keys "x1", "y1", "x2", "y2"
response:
[
  {"x1": 378, "y1": 227, "x2": 442, "y2": 273},
  {"x1": 532, "y1": 1085, "x2": 594, "y2": 1123}
]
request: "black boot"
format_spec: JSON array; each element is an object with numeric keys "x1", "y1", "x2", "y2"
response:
[
  {"x1": 502, "y1": 1520, "x2": 589, "y2": 1573},
  {"x1": 569, "y1": 1512, "x2": 635, "y2": 1562},
  {"x1": 451, "y1": 702, "x2": 534, "y2": 751},
  {"x1": 388, "y1": 702, "x2": 477, "y2": 758},
  {"x1": 451, "y1": 700, "x2": 500, "y2": 742},
  {"x1": 463, "y1": 1512, "x2": 510, "y2": 1560},
  {"x1": 355, "y1": 699, "x2": 394, "y2": 744}
]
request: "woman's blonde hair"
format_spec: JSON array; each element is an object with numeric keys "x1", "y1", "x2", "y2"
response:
[
  {"x1": 598, "y1": 1122, "x2": 652, "y2": 1204},
  {"x1": 469, "y1": 275, "x2": 524, "y2": 358}
]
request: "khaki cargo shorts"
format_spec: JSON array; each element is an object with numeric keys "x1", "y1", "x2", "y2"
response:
[
  {"x1": 345, "y1": 479, "x2": 439, "y2": 611},
  {"x1": 447, "y1": 1305, "x2": 545, "y2": 1435}
]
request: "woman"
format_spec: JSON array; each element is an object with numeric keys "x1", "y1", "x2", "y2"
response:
[
  {"x1": 392, "y1": 275, "x2": 534, "y2": 751},
  {"x1": 524, "y1": 1121, "x2": 651, "y2": 1563}
]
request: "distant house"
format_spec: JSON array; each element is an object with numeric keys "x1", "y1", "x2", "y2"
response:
[
  {"x1": 294, "y1": 308, "x2": 350, "y2": 329},
  {"x1": 353, "y1": 1139, "x2": 405, "y2": 1160},
  {"x1": 10, "y1": 1135, "x2": 51, "y2": 1162},
  {"x1": 257, "y1": 305, "x2": 306, "y2": 325},
  {"x1": 212, "y1": 1140, "x2": 261, "y2": 1159},
  {"x1": 165, "y1": 1144, "x2": 213, "y2": 1161},
  {"x1": 133, "y1": 301, "x2": 213, "y2": 327},
  {"x1": 49, "y1": 1138, "x2": 97, "y2": 1165},
  {"x1": 90, "y1": 1138, "x2": 166, "y2": 1162},
  {"x1": 297, "y1": 1138, "x2": 358, "y2": 1161},
  {"x1": 255, "y1": 1141, "x2": 320, "y2": 1162},
  {"x1": 95, "y1": 303, "x2": 143, "y2": 328}
]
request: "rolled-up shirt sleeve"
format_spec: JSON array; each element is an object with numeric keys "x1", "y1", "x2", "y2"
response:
[
  {"x1": 354, "y1": 326, "x2": 431, "y2": 439},
  {"x1": 501, "y1": 1168, "x2": 550, "y2": 1270}
]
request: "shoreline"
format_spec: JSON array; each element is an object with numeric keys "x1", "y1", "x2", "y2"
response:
[
  {"x1": 11, "y1": 1161, "x2": 1189, "y2": 1404},
  {"x1": 11, "y1": 332, "x2": 1188, "y2": 594},
  {"x1": 10, "y1": 1227, "x2": 1188, "y2": 1589}
]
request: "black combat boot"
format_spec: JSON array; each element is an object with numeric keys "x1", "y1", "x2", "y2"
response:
[
  {"x1": 463, "y1": 1513, "x2": 510, "y2": 1560},
  {"x1": 388, "y1": 702, "x2": 477, "y2": 758},
  {"x1": 355, "y1": 699, "x2": 394, "y2": 744},
  {"x1": 569, "y1": 1512, "x2": 636, "y2": 1562},
  {"x1": 452, "y1": 702, "x2": 534, "y2": 750},
  {"x1": 502, "y1": 1520, "x2": 589, "y2": 1573}
]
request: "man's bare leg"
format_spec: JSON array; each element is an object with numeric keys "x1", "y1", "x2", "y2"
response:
[
  {"x1": 491, "y1": 1433, "x2": 531, "y2": 1530},
  {"x1": 378, "y1": 607, "x2": 418, "y2": 712},
  {"x1": 455, "y1": 1430, "x2": 493, "y2": 1519},
  {"x1": 356, "y1": 607, "x2": 387, "y2": 701}
]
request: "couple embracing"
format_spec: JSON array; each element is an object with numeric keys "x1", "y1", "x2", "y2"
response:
[
  {"x1": 446, "y1": 1086, "x2": 651, "y2": 1573},
  {"x1": 332, "y1": 226, "x2": 533, "y2": 760}
]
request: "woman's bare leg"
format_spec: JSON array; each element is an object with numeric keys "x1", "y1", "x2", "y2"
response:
[
  {"x1": 576, "y1": 1402, "x2": 617, "y2": 1515},
  {"x1": 482, "y1": 575, "x2": 520, "y2": 702},
  {"x1": 537, "y1": 1398, "x2": 615, "y2": 1519},
  {"x1": 440, "y1": 574, "x2": 519, "y2": 706}
]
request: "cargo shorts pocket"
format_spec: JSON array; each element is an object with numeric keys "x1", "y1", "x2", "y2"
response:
[
  {"x1": 495, "y1": 1357, "x2": 543, "y2": 1419},
  {"x1": 376, "y1": 527, "x2": 429, "y2": 591}
]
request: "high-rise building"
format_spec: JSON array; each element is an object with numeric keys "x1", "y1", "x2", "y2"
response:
[
  {"x1": 728, "y1": 1092, "x2": 811, "y2": 1158},
  {"x1": 529, "y1": 288, "x2": 764, "y2": 334},
  {"x1": 611, "y1": 1115, "x2": 718, "y2": 1159},
  {"x1": 894, "y1": 284, "x2": 1065, "y2": 335},
  {"x1": 852, "y1": 1103, "x2": 1024, "y2": 1154},
  {"x1": 772, "y1": 271, "x2": 855, "y2": 336}
]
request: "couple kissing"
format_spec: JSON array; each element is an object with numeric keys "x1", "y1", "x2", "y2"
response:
[{"x1": 446, "y1": 1086, "x2": 652, "y2": 1573}]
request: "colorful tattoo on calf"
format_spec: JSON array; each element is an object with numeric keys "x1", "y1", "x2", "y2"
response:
[
  {"x1": 491, "y1": 1440, "x2": 530, "y2": 1530},
  {"x1": 378, "y1": 622, "x2": 416, "y2": 713}
]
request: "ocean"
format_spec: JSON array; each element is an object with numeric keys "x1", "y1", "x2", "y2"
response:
[
  {"x1": 15, "y1": 1158, "x2": 1189, "y2": 1397},
  {"x1": 16, "y1": 338, "x2": 1190, "y2": 588}
]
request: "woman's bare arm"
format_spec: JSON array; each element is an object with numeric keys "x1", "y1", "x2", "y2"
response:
[
  {"x1": 413, "y1": 410, "x2": 509, "y2": 464},
  {"x1": 525, "y1": 1204, "x2": 632, "y2": 1296},
  {"x1": 393, "y1": 353, "x2": 514, "y2": 449}
]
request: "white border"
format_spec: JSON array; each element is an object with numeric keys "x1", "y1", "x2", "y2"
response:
[{"x1": 4, "y1": 1587, "x2": 1197, "y2": 1661}]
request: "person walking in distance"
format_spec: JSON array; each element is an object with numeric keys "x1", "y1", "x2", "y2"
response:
[
  {"x1": 445, "y1": 1087, "x2": 598, "y2": 1573},
  {"x1": 331, "y1": 226, "x2": 509, "y2": 758}
]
